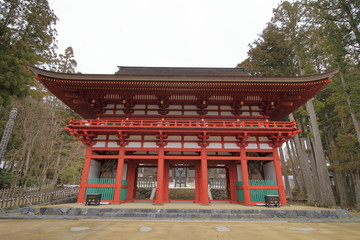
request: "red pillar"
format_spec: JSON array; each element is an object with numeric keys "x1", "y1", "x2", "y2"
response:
[
  {"x1": 240, "y1": 148, "x2": 251, "y2": 205},
  {"x1": 228, "y1": 163, "x2": 237, "y2": 202},
  {"x1": 77, "y1": 146, "x2": 92, "y2": 203},
  {"x1": 273, "y1": 147, "x2": 287, "y2": 205},
  {"x1": 194, "y1": 161, "x2": 201, "y2": 203},
  {"x1": 113, "y1": 145, "x2": 125, "y2": 203},
  {"x1": 126, "y1": 161, "x2": 136, "y2": 202},
  {"x1": 155, "y1": 146, "x2": 165, "y2": 204},
  {"x1": 200, "y1": 147, "x2": 210, "y2": 205}
]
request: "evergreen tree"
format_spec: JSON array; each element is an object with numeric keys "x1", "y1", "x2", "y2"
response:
[{"x1": 0, "y1": 0, "x2": 58, "y2": 107}]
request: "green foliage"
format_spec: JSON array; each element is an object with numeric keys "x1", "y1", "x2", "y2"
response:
[
  {"x1": 239, "y1": 24, "x2": 297, "y2": 76},
  {"x1": 0, "y1": 169, "x2": 13, "y2": 188},
  {"x1": 0, "y1": 0, "x2": 58, "y2": 107}
]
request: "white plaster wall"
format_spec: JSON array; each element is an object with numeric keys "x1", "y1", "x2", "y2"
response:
[
  {"x1": 184, "y1": 142, "x2": 201, "y2": 148},
  {"x1": 208, "y1": 136, "x2": 222, "y2": 141},
  {"x1": 224, "y1": 143, "x2": 238, "y2": 149},
  {"x1": 207, "y1": 111, "x2": 219, "y2": 116},
  {"x1": 128, "y1": 135, "x2": 142, "y2": 140},
  {"x1": 168, "y1": 111, "x2": 182, "y2": 115},
  {"x1": 109, "y1": 135, "x2": 119, "y2": 140},
  {"x1": 93, "y1": 141, "x2": 106, "y2": 148},
  {"x1": 108, "y1": 142, "x2": 118, "y2": 147},
  {"x1": 236, "y1": 165, "x2": 243, "y2": 181},
  {"x1": 165, "y1": 142, "x2": 182, "y2": 148},
  {"x1": 167, "y1": 136, "x2": 182, "y2": 140},
  {"x1": 94, "y1": 135, "x2": 107, "y2": 140},
  {"x1": 168, "y1": 105, "x2": 182, "y2": 109},
  {"x1": 133, "y1": 105, "x2": 145, "y2": 109},
  {"x1": 144, "y1": 136, "x2": 157, "y2": 140},
  {"x1": 224, "y1": 136, "x2": 237, "y2": 141},
  {"x1": 246, "y1": 143, "x2": 258, "y2": 149},
  {"x1": 147, "y1": 111, "x2": 159, "y2": 115},
  {"x1": 208, "y1": 143, "x2": 222, "y2": 149},
  {"x1": 184, "y1": 105, "x2": 197, "y2": 109},
  {"x1": 127, "y1": 142, "x2": 141, "y2": 148},
  {"x1": 184, "y1": 111, "x2": 197, "y2": 115},
  {"x1": 134, "y1": 110, "x2": 145, "y2": 114},
  {"x1": 259, "y1": 143, "x2": 272, "y2": 149},
  {"x1": 220, "y1": 111, "x2": 233, "y2": 116},
  {"x1": 259, "y1": 137, "x2": 270, "y2": 141},
  {"x1": 104, "y1": 110, "x2": 114, "y2": 114},
  {"x1": 122, "y1": 163, "x2": 128, "y2": 180},
  {"x1": 88, "y1": 160, "x2": 101, "y2": 179},
  {"x1": 143, "y1": 142, "x2": 158, "y2": 148},
  {"x1": 147, "y1": 105, "x2": 158, "y2": 109},
  {"x1": 247, "y1": 137, "x2": 257, "y2": 141},
  {"x1": 264, "y1": 162, "x2": 276, "y2": 180}
]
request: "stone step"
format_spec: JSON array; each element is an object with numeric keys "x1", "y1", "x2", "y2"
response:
[{"x1": 18, "y1": 207, "x2": 351, "y2": 220}]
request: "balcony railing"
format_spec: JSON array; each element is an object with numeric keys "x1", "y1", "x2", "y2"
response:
[{"x1": 67, "y1": 119, "x2": 297, "y2": 131}]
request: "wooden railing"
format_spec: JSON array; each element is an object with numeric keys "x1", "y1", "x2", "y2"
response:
[
  {"x1": 0, "y1": 187, "x2": 79, "y2": 210},
  {"x1": 137, "y1": 179, "x2": 157, "y2": 188},
  {"x1": 209, "y1": 179, "x2": 227, "y2": 189},
  {"x1": 67, "y1": 119, "x2": 297, "y2": 130}
]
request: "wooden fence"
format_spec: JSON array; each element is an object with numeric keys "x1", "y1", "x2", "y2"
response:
[{"x1": 0, "y1": 187, "x2": 79, "y2": 210}]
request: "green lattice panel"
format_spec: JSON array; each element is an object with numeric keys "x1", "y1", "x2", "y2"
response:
[
  {"x1": 250, "y1": 189, "x2": 278, "y2": 202},
  {"x1": 236, "y1": 181, "x2": 243, "y2": 187},
  {"x1": 87, "y1": 178, "x2": 115, "y2": 184},
  {"x1": 85, "y1": 188, "x2": 114, "y2": 200},
  {"x1": 249, "y1": 180, "x2": 277, "y2": 186},
  {"x1": 237, "y1": 189, "x2": 244, "y2": 201},
  {"x1": 120, "y1": 179, "x2": 128, "y2": 200}
]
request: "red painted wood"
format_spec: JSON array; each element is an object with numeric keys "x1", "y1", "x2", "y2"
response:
[
  {"x1": 113, "y1": 145, "x2": 125, "y2": 203},
  {"x1": 273, "y1": 148, "x2": 287, "y2": 205},
  {"x1": 126, "y1": 161, "x2": 135, "y2": 202},
  {"x1": 240, "y1": 148, "x2": 251, "y2": 205},
  {"x1": 155, "y1": 147, "x2": 165, "y2": 204},
  {"x1": 77, "y1": 146, "x2": 92, "y2": 203},
  {"x1": 200, "y1": 147, "x2": 210, "y2": 205}
]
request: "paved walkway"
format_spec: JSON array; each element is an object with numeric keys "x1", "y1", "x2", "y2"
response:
[{"x1": 0, "y1": 219, "x2": 359, "y2": 240}]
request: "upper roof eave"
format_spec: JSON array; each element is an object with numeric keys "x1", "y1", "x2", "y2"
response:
[{"x1": 28, "y1": 66, "x2": 339, "y2": 83}]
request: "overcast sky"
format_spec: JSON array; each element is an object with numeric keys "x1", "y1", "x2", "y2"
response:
[{"x1": 48, "y1": 0, "x2": 284, "y2": 74}]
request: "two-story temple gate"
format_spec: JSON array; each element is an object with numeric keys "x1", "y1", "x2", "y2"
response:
[{"x1": 29, "y1": 66, "x2": 337, "y2": 205}]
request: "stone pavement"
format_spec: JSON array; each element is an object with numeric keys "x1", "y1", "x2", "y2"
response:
[
  {"x1": 1, "y1": 202, "x2": 359, "y2": 239},
  {"x1": 0, "y1": 219, "x2": 359, "y2": 240}
]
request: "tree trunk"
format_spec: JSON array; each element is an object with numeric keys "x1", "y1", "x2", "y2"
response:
[
  {"x1": 334, "y1": 171, "x2": 350, "y2": 208},
  {"x1": 301, "y1": 117, "x2": 322, "y2": 203},
  {"x1": 285, "y1": 140, "x2": 304, "y2": 198},
  {"x1": 289, "y1": 113, "x2": 318, "y2": 205},
  {"x1": 278, "y1": 147, "x2": 293, "y2": 199},
  {"x1": 306, "y1": 99, "x2": 336, "y2": 206},
  {"x1": 339, "y1": 72, "x2": 360, "y2": 145},
  {"x1": 351, "y1": 168, "x2": 360, "y2": 209}
]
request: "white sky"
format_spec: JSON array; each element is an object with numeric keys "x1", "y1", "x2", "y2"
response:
[{"x1": 48, "y1": 0, "x2": 283, "y2": 74}]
